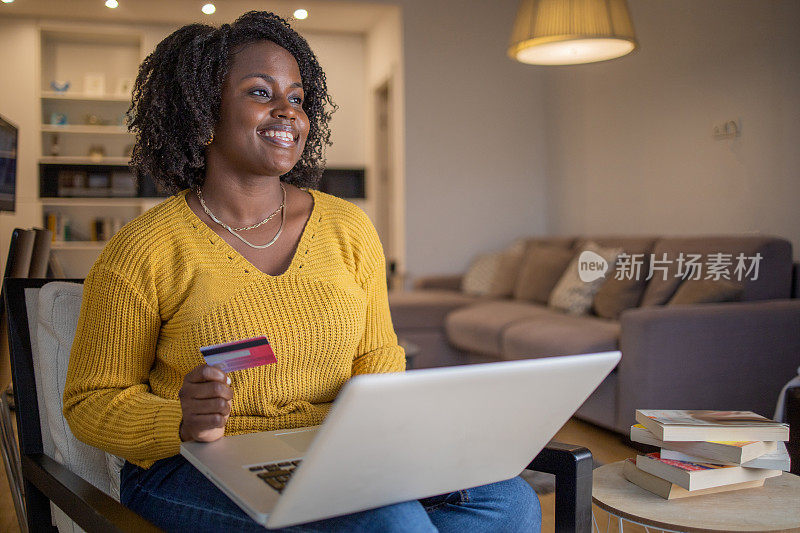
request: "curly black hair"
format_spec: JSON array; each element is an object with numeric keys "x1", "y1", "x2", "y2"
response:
[{"x1": 126, "y1": 11, "x2": 335, "y2": 192}]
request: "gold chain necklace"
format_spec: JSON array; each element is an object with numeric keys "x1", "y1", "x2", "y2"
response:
[{"x1": 196, "y1": 184, "x2": 286, "y2": 249}]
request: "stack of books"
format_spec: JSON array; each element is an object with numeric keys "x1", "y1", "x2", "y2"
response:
[{"x1": 624, "y1": 410, "x2": 791, "y2": 499}]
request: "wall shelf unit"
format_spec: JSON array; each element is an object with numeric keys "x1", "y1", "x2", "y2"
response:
[
  {"x1": 38, "y1": 25, "x2": 160, "y2": 277},
  {"x1": 39, "y1": 156, "x2": 131, "y2": 165},
  {"x1": 41, "y1": 125, "x2": 131, "y2": 135},
  {"x1": 41, "y1": 91, "x2": 132, "y2": 103}
]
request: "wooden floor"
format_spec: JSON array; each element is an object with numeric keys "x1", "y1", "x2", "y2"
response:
[{"x1": 1, "y1": 417, "x2": 641, "y2": 533}]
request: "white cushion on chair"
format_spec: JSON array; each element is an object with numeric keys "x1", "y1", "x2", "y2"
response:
[{"x1": 35, "y1": 282, "x2": 125, "y2": 531}]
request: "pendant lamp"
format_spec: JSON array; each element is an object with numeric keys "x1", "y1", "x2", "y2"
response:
[{"x1": 508, "y1": 0, "x2": 638, "y2": 65}]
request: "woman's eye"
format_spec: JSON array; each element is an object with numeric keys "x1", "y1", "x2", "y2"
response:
[
  {"x1": 290, "y1": 96, "x2": 304, "y2": 105},
  {"x1": 250, "y1": 88, "x2": 270, "y2": 98}
]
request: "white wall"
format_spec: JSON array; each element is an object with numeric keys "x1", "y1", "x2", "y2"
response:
[
  {"x1": 543, "y1": 0, "x2": 800, "y2": 257},
  {"x1": 394, "y1": 0, "x2": 550, "y2": 279},
  {"x1": 303, "y1": 31, "x2": 366, "y2": 169},
  {"x1": 365, "y1": 7, "x2": 405, "y2": 276},
  {"x1": 0, "y1": 18, "x2": 43, "y2": 274}
]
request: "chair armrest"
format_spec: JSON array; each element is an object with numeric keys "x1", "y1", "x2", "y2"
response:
[
  {"x1": 22, "y1": 453, "x2": 159, "y2": 533},
  {"x1": 618, "y1": 299, "x2": 800, "y2": 431},
  {"x1": 412, "y1": 274, "x2": 463, "y2": 291},
  {"x1": 527, "y1": 441, "x2": 593, "y2": 533}
]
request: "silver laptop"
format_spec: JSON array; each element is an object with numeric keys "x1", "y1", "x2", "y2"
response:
[{"x1": 180, "y1": 351, "x2": 620, "y2": 529}]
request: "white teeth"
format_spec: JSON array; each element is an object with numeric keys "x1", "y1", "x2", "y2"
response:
[{"x1": 262, "y1": 130, "x2": 294, "y2": 142}]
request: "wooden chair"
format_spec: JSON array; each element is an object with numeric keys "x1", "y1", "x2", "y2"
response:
[
  {"x1": 1, "y1": 228, "x2": 53, "y2": 531},
  {"x1": 4, "y1": 278, "x2": 594, "y2": 533}
]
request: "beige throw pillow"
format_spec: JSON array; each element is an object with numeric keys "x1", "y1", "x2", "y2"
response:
[
  {"x1": 461, "y1": 240, "x2": 527, "y2": 297},
  {"x1": 548, "y1": 242, "x2": 623, "y2": 315},
  {"x1": 462, "y1": 252, "x2": 504, "y2": 295},
  {"x1": 513, "y1": 245, "x2": 575, "y2": 304}
]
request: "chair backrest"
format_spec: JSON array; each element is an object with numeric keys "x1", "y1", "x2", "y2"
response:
[
  {"x1": 29, "y1": 229, "x2": 52, "y2": 278},
  {"x1": 2, "y1": 228, "x2": 52, "y2": 389},
  {"x1": 4, "y1": 228, "x2": 35, "y2": 279},
  {"x1": 5, "y1": 278, "x2": 123, "y2": 532}
]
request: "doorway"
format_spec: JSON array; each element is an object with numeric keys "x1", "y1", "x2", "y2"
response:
[{"x1": 373, "y1": 81, "x2": 399, "y2": 288}]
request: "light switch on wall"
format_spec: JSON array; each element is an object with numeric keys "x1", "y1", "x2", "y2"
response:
[{"x1": 713, "y1": 119, "x2": 741, "y2": 140}]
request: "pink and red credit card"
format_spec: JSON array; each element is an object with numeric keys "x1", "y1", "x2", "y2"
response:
[{"x1": 200, "y1": 336, "x2": 277, "y2": 373}]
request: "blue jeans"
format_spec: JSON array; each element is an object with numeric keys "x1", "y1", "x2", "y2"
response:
[{"x1": 121, "y1": 455, "x2": 541, "y2": 532}]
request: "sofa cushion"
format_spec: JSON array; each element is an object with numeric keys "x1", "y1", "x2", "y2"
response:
[
  {"x1": 640, "y1": 236, "x2": 793, "y2": 306},
  {"x1": 513, "y1": 245, "x2": 575, "y2": 304},
  {"x1": 461, "y1": 252, "x2": 504, "y2": 295},
  {"x1": 500, "y1": 313, "x2": 621, "y2": 359},
  {"x1": 667, "y1": 279, "x2": 743, "y2": 305},
  {"x1": 445, "y1": 301, "x2": 554, "y2": 356},
  {"x1": 523, "y1": 236, "x2": 575, "y2": 250},
  {"x1": 549, "y1": 241, "x2": 623, "y2": 315},
  {"x1": 461, "y1": 240, "x2": 526, "y2": 297},
  {"x1": 388, "y1": 290, "x2": 485, "y2": 330},
  {"x1": 588, "y1": 237, "x2": 658, "y2": 319}
]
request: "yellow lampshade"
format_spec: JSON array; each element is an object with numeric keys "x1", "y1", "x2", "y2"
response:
[{"x1": 508, "y1": 0, "x2": 638, "y2": 65}]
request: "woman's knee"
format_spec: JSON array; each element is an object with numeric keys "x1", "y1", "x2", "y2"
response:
[
  {"x1": 302, "y1": 500, "x2": 435, "y2": 532},
  {"x1": 473, "y1": 476, "x2": 542, "y2": 531}
]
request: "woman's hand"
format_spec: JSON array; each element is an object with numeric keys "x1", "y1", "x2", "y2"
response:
[{"x1": 178, "y1": 364, "x2": 233, "y2": 442}]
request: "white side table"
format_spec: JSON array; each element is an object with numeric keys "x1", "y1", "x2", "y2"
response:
[{"x1": 592, "y1": 461, "x2": 800, "y2": 533}]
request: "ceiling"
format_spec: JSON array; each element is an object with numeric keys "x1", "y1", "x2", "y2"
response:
[{"x1": 0, "y1": 0, "x2": 396, "y2": 33}]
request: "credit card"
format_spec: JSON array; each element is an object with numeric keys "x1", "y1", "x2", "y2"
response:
[{"x1": 200, "y1": 336, "x2": 277, "y2": 373}]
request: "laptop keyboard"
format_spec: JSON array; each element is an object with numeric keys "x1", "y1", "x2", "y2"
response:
[{"x1": 249, "y1": 460, "x2": 301, "y2": 493}]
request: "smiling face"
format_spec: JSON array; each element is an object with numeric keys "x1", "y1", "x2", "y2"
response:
[{"x1": 208, "y1": 40, "x2": 310, "y2": 179}]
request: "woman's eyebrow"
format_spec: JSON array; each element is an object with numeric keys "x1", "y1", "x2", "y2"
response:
[{"x1": 240, "y1": 73, "x2": 303, "y2": 89}]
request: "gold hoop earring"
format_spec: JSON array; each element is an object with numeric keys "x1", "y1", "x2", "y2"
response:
[{"x1": 204, "y1": 133, "x2": 214, "y2": 146}]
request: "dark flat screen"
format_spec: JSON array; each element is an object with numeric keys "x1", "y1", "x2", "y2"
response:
[{"x1": 0, "y1": 115, "x2": 18, "y2": 212}]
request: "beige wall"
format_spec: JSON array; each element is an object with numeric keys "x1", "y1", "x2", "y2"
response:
[
  {"x1": 0, "y1": 19, "x2": 43, "y2": 272},
  {"x1": 392, "y1": 0, "x2": 550, "y2": 279},
  {"x1": 304, "y1": 31, "x2": 367, "y2": 169},
  {"x1": 365, "y1": 7, "x2": 405, "y2": 276},
  {"x1": 543, "y1": 0, "x2": 800, "y2": 258}
]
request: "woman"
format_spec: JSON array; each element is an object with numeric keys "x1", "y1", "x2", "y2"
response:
[{"x1": 63, "y1": 11, "x2": 541, "y2": 532}]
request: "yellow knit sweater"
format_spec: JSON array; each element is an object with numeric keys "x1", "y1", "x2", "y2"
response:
[{"x1": 63, "y1": 189, "x2": 405, "y2": 468}]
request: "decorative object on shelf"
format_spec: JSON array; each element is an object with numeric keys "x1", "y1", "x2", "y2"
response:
[
  {"x1": 45, "y1": 212, "x2": 74, "y2": 242},
  {"x1": 83, "y1": 73, "x2": 106, "y2": 96},
  {"x1": 508, "y1": 0, "x2": 638, "y2": 65},
  {"x1": 111, "y1": 170, "x2": 137, "y2": 197},
  {"x1": 92, "y1": 216, "x2": 125, "y2": 241},
  {"x1": 50, "y1": 80, "x2": 71, "y2": 93},
  {"x1": 87, "y1": 145, "x2": 106, "y2": 162},
  {"x1": 57, "y1": 169, "x2": 87, "y2": 196},
  {"x1": 86, "y1": 171, "x2": 110, "y2": 192},
  {"x1": 49, "y1": 112, "x2": 68, "y2": 125},
  {"x1": 115, "y1": 77, "x2": 134, "y2": 97},
  {"x1": 84, "y1": 114, "x2": 109, "y2": 126},
  {"x1": 50, "y1": 134, "x2": 61, "y2": 157}
]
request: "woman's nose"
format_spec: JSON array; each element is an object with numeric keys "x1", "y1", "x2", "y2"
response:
[{"x1": 271, "y1": 96, "x2": 296, "y2": 120}]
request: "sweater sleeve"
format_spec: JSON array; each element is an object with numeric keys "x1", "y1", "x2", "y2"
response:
[
  {"x1": 63, "y1": 264, "x2": 183, "y2": 465},
  {"x1": 351, "y1": 233, "x2": 406, "y2": 376}
]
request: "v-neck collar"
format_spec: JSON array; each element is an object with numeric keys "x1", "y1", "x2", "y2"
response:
[{"x1": 177, "y1": 188, "x2": 320, "y2": 278}]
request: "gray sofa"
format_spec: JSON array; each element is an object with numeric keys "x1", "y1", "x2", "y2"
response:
[{"x1": 389, "y1": 235, "x2": 800, "y2": 434}]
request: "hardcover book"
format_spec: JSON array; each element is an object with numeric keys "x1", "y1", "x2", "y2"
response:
[
  {"x1": 635, "y1": 410, "x2": 789, "y2": 442},
  {"x1": 635, "y1": 453, "x2": 781, "y2": 491}
]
